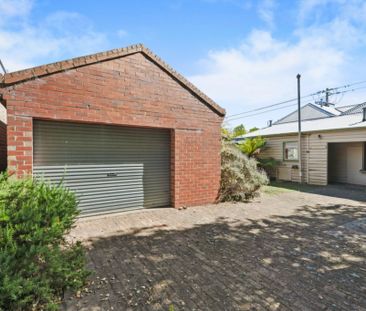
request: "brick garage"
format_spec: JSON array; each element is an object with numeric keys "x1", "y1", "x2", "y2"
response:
[{"x1": 0, "y1": 44, "x2": 225, "y2": 215}]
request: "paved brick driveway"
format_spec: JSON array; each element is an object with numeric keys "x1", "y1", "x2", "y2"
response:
[{"x1": 63, "y1": 184, "x2": 366, "y2": 311}]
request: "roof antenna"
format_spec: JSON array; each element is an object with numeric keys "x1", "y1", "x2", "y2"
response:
[{"x1": 0, "y1": 59, "x2": 7, "y2": 74}]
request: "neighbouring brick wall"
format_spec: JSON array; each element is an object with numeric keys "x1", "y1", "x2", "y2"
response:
[{"x1": 2, "y1": 52, "x2": 223, "y2": 207}]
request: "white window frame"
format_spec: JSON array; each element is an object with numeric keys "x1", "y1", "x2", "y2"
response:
[{"x1": 283, "y1": 141, "x2": 299, "y2": 161}]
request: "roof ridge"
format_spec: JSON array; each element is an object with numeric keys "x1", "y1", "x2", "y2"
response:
[
  {"x1": 0, "y1": 44, "x2": 225, "y2": 116},
  {"x1": 273, "y1": 103, "x2": 312, "y2": 125},
  {"x1": 1, "y1": 43, "x2": 144, "y2": 85},
  {"x1": 273, "y1": 102, "x2": 336, "y2": 125}
]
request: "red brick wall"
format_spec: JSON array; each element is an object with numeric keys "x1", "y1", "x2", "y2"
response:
[
  {"x1": 0, "y1": 122, "x2": 6, "y2": 172},
  {"x1": 2, "y1": 53, "x2": 223, "y2": 208}
]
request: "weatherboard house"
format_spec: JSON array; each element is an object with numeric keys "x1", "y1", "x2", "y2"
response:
[{"x1": 244, "y1": 102, "x2": 366, "y2": 186}]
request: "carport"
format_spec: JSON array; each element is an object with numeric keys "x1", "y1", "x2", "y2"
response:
[{"x1": 328, "y1": 142, "x2": 366, "y2": 185}]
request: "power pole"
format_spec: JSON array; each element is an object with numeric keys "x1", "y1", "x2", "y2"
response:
[
  {"x1": 325, "y1": 87, "x2": 330, "y2": 104},
  {"x1": 297, "y1": 74, "x2": 302, "y2": 183}
]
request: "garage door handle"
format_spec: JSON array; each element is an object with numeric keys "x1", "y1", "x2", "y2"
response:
[{"x1": 107, "y1": 172, "x2": 118, "y2": 177}]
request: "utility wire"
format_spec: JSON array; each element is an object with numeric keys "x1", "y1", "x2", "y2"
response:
[
  {"x1": 225, "y1": 94, "x2": 314, "y2": 120},
  {"x1": 329, "y1": 80, "x2": 366, "y2": 91},
  {"x1": 329, "y1": 85, "x2": 366, "y2": 96},
  {"x1": 227, "y1": 84, "x2": 366, "y2": 122},
  {"x1": 226, "y1": 79, "x2": 366, "y2": 120},
  {"x1": 315, "y1": 80, "x2": 366, "y2": 95},
  {"x1": 227, "y1": 102, "x2": 298, "y2": 122}
]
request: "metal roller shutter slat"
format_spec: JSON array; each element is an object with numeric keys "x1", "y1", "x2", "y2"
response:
[{"x1": 33, "y1": 120, "x2": 171, "y2": 216}]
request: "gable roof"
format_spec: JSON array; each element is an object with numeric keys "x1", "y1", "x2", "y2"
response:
[
  {"x1": 0, "y1": 44, "x2": 225, "y2": 116},
  {"x1": 244, "y1": 112, "x2": 366, "y2": 138},
  {"x1": 274, "y1": 103, "x2": 340, "y2": 125}
]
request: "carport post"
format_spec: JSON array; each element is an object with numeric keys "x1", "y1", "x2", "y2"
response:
[{"x1": 297, "y1": 74, "x2": 303, "y2": 183}]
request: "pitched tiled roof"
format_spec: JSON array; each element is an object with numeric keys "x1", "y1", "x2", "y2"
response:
[{"x1": 0, "y1": 44, "x2": 225, "y2": 116}]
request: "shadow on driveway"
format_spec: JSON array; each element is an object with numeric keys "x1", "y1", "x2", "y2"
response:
[
  {"x1": 63, "y1": 203, "x2": 366, "y2": 311},
  {"x1": 269, "y1": 181, "x2": 366, "y2": 203}
]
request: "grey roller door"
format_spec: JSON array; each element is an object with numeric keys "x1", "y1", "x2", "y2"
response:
[{"x1": 33, "y1": 120, "x2": 171, "y2": 216}]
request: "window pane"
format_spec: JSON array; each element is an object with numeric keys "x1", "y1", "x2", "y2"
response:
[{"x1": 284, "y1": 142, "x2": 298, "y2": 160}]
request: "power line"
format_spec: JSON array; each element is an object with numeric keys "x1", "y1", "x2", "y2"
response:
[
  {"x1": 226, "y1": 102, "x2": 298, "y2": 122},
  {"x1": 330, "y1": 79, "x2": 366, "y2": 91},
  {"x1": 226, "y1": 79, "x2": 366, "y2": 120},
  {"x1": 315, "y1": 80, "x2": 366, "y2": 95},
  {"x1": 329, "y1": 85, "x2": 366, "y2": 96},
  {"x1": 225, "y1": 94, "x2": 314, "y2": 120},
  {"x1": 226, "y1": 84, "x2": 366, "y2": 123},
  {"x1": 313, "y1": 83, "x2": 366, "y2": 105}
]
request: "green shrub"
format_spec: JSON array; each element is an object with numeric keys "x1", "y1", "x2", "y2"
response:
[
  {"x1": 218, "y1": 140, "x2": 269, "y2": 202},
  {"x1": 258, "y1": 157, "x2": 280, "y2": 179},
  {"x1": 0, "y1": 173, "x2": 89, "y2": 311}
]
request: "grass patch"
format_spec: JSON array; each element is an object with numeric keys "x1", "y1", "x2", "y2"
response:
[
  {"x1": 262, "y1": 185, "x2": 292, "y2": 195},
  {"x1": 262, "y1": 181, "x2": 307, "y2": 195}
]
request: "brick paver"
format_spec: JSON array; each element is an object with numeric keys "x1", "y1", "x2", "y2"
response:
[{"x1": 63, "y1": 185, "x2": 366, "y2": 310}]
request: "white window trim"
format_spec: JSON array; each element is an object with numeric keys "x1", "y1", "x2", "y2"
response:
[{"x1": 283, "y1": 141, "x2": 299, "y2": 161}]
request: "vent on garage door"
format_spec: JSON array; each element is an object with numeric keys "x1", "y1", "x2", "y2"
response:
[{"x1": 33, "y1": 120, "x2": 171, "y2": 216}]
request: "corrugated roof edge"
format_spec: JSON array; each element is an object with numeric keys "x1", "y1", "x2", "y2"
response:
[
  {"x1": 341, "y1": 102, "x2": 366, "y2": 115},
  {"x1": 337, "y1": 103, "x2": 359, "y2": 111},
  {"x1": 0, "y1": 43, "x2": 226, "y2": 116},
  {"x1": 243, "y1": 112, "x2": 366, "y2": 138}
]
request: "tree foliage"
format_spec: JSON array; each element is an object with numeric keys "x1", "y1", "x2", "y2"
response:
[
  {"x1": 222, "y1": 124, "x2": 266, "y2": 157},
  {"x1": 237, "y1": 136, "x2": 267, "y2": 157},
  {"x1": 221, "y1": 124, "x2": 247, "y2": 140}
]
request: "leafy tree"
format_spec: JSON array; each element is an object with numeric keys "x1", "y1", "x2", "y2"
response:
[
  {"x1": 237, "y1": 136, "x2": 266, "y2": 157},
  {"x1": 221, "y1": 124, "x2": 247, "y2": 140},
  {"x1": 222, "y1": 124, "x2": 266, "y2": 157},
  {"x1": 249, "y1": 127, "x2": 259, "y2": 133}
]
